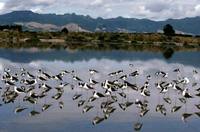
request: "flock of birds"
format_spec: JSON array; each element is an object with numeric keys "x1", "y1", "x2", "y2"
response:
[{"x1": 0, "y1": 64, "x2": 200, "y2": 131}]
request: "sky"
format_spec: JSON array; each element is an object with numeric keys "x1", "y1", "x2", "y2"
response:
[{"x1": 0, "y1": 0, "x2": 200, "y2": 20}]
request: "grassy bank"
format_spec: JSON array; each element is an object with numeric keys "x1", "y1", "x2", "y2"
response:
[{"x1": 0, "y1": 31, "x2": 200, "y2": 50}]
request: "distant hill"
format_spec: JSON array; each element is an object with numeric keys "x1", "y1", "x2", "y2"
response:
[
  {"x1": 15, "y1": 22, "x2": 89, "y2": 32},
  {"x1": 0, "y1": 10, "x2": 200, "y2": 35}
]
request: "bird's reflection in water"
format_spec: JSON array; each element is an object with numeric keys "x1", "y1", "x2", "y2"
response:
[{"x1": 1, "y1": 65, "x2": 200, "y2": 132}]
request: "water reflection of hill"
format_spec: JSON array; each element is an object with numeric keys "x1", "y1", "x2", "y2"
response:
[{"x1": 0, "y1": 49, "x2": 200, "y2": 67}]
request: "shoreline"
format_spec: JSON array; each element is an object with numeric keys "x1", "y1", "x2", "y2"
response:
[{"x1": 0, "y1": 31, "x2": 200, "y2": 51}]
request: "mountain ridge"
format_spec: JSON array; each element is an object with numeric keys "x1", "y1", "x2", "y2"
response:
[{"x1": 0, "y1": 10, "x2": 200, "y2": 34}]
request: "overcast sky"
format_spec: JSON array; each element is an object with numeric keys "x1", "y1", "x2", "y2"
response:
[{"x1": 0, "y1": 0, "x2": 200, "y2": 20}]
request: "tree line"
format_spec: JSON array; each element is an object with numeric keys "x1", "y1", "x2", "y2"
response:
[{"x1": 0, "y1": 25, "x2": 22, "y2": 32}]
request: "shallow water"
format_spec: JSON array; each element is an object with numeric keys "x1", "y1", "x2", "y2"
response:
[{"x1": 0, "y1": 49, "x2": 200, "y2": 132}]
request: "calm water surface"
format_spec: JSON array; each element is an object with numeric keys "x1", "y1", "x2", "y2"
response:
[{"x1": 0, "y1": 49, "x2": 200, "y2": 132}]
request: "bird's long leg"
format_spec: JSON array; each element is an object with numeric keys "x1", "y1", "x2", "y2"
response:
[
  {"x1": 183, "y1": 83, "x2": 187, "y2": 112},
  {"x1": 18, "y1": 95, "x2": 21, "y2": 106},
  {"x1": 32, "y1": 102, "x2": 35, "y2": 111},
  {"x1": 174, "y1": 89, "x2": 177, "y2": 106},
  {"x1": 89, "y1": 73, "x2": 93, "y2": 84},
  {"x1": 70, "y1": 73, "x2": 74, "y2": 90},
  {"x1": 163, "y1": 92, "x2": 166, "y2": 100},
  {"x1": 137, "y1": 109, "x2": 140, "y2": 123},
  {"x1": 125, "y1": 89, "x2": 129, "y2": 104},
  {"x1": 134, "y1": 76, "x2": 137, "y2": 86},
  {"x1": 175, "y1": 95, "x2": 177, "y2": 106},
  {"x1": 96, "y1": 99, "x2": 100, "y2": 117},
  {"x1": 184, "y1": 97, "x2": 188, "y2": 113},
  {"x1": 44, "y1": 92, "x2": 47, "y2": 104},
  {"x1": 167, "y1": 86, "x2": 170, "y2": 98}
]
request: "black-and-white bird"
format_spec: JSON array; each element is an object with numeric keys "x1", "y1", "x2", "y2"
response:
[
  {"x1": 29, "y1": 91, "x2": 39, "y2": 99},
  {"x1": 52, "y1": 92, "x2": 63, "y2": 100},
  {"x1": 89, "y1": 78, "x2": 99, "y2": 85},
  {"x1": 82, "y1": 105, "x2": 94, "y2": 113},
  {"x1": 108, "y1": 72, "x2": 117, "y2": 77},
  {"x1": 129, "y1": 70, "x2": 139, "y2": 77},
  {"x1": 88, "y1": 96, "x2": 97, "y2": 102},
  {"x1": 195, "y1": 104, "x2": 200, "y2": 109},
  {"x1": 196, "y1": 88, "x2": 200, "y2": 92},
  {"x1": 72, "y1": 94, "x2": 82, "y2": 100},
  {"x1": 22, "y1": 79, "x2": 37, "y2": 85},
  {"x1": 41, "y1": 71, "x2": 52, "y2": 79},
  {"x1": 78, "y1": 100, "x2": 85, "y2": 107},
  {"x1": 52, "y1": 74, "x2": 63, "y2": 81},
  {"x1": 134, "y1": 122, "x2": 143, "y2": 131},
  {"x1": 140, "y1": 108, "x2": 149, "y2": 117},
  {"x1": 182, "y1": 88, "x2": 193, "y2": 98},
  {"x1": 14, "y1": 106, "x2": 27, "y2": 114},
  {"x1": 163, "y1": 97, "x2": 172, "y2": 104},
  {"x1": 92, "y1": 116, "x2": 105, "y2": 125},
  {"x1": 118, "y1": 103, "x2": 126, "y2": 111},
  {"x1": 89, "y1": 69, "x2": 99, "y2": 75},
  {"x1": 41, "y1": 83, "x2": 52, "y2": 89},
  {"x1": 141, "y1": 87, "x2": 150, "y2": 97},
  {"x1": 171, "y1": 105, "x2": 182, "y2": 113},
  {"x1": 42, "y1": 104, "x2": 52, "y2": 111},
  {"x1": 118, "y1": 92, "x2": 126, "y2": 98},
  {"x1": 93, "y1": 91, "x2": 105, "y2": 98},
  {"x1": 173, "y1": 68, "x2": 180, "y2": 73},
  {"x1": 119, "y1": 75, "x2": 127, "y2": 80},
  {"x1": 5, "y1": 80, "x2": 15, "y2": 86},
  {"x1": 124, "y1": 81, "x2": 138, "y2": 91},
  {"x1": 59, "y1": 101, "x2": 64, "y2": 109},
  {"x1": 38, "y1": 76, "x2": 47, "y2": 81},
  {"x1": 73, "y1": 76, "x2": 82, "y2": 81},
  {"x1": 146, "y1": 75, "x2": 151, "y2": 80},
  {"x1": 182, "y1": 113, "x2": 193, "y2": 122},
  {"x1": 27, "y1": 72, "x2": 35, "y2": 79},
  {"x1": 195, "y1": 112, "x2": 200, "y2": 118},
  {"x1": 14, "y1": 86, "x2": 25, "y2": 94},
  {"x1": 116, "y1": 70, "x2": 123, "y2": 75},
  {"x1": 83, "y1": 83, "x2": 94, "y2": 90},
  {"x1": 179, "y1": 98, "x2": 187, "y2": 104},
  {"x1": 172, "y1": 84, "x2": 183, "y2": 92},
  {"x1": 29, "y1": 110, "x2": 40, "y2": 116},
  {"x1": 195, "y1": 92, "x2": 200, "y2": 97}
]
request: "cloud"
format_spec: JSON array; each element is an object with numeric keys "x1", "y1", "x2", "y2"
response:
[
  {"x1": 195, "y1": 4, "x2": 200, "y2": 13},
  {"x1": 145, "y1": 1, "x2": 169, "y2": 13},
  {"x1": 90, "y1": 0, "x2": 103, "y2": 6},
  {"x1": 1, "y1": 0, "x2": 56, "y2": 13},
  {"x1": 0, "y1": 2, "x2": 5, "y2": 11},
  {"x1": 0, "y1": 0, "x2": 200, "y2": 20}
]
